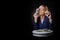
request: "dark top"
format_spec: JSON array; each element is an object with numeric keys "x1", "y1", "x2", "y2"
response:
[{"x1": 34, "y1": 16, "x2": 52, "y2": 30}]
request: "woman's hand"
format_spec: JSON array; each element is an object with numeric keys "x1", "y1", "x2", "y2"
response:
[
  {"x1": 33, "y1": 8, "x2": 39, "y2": 18},
  {"x1": 48, "y1": 15, "x2": 52, "y2": 23},
  {"x1": 33, "y1": 8, "x2": 39, "y2": 23},
  {"x1": 33, "y1": 13, "x2": 38, "y2": 19},
  {"x1": 45, "y1": 11, "x2": 52, "y2": 23}
]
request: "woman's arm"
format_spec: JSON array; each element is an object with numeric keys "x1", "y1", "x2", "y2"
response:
[
  {"x1": 33, "y1": 9, "x2": 39, "y2": 29},
  {"x1": 33, "y1": 8, "x2": 39, "y2": 23},
  {"x1": 33, "y1": 13, "x2": 38, "y2": 23},
  {"x1": 33, "y1": 8, "x2": 40, "y2": 30},
  {"x1": 45, "y1": 11, "x2": 52, "y2": 23},
  {"x1": 48, "y1": 15, "x2": 52, "y2": 23},
  {"x1": 47, "y1": 18, "x2": 52, "y2": 30},
  {"x1": 33, "y1": 12, "x2": 38, "y2": 30}
]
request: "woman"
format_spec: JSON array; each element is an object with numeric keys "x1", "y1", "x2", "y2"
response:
[{"x1": 33, "y1": 5, "x2": 52, "y2": 30}]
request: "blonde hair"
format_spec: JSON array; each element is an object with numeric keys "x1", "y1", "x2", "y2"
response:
[{"x1": 39, "y1": 5, "x2": 50, "y2": 15}]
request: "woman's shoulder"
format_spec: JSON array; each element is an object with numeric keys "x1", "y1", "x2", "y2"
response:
[{"x1": 45, "y1": 16, "x2": 49, "y2": 20}]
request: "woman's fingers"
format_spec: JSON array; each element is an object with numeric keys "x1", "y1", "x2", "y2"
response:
[
  {"x1": 33, "y1": 8, "x2": 39, "y2": 19},
  {"x1": 33, "y1": 13, "x2": 38, "y2": 19},
  {"x1": 36, "y1": 8, "x2": 39, "y2": 13}
]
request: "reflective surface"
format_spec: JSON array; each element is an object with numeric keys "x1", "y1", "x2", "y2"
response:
[{"x1": 32, "y1": 29, "x2": 53, "y2": 37}]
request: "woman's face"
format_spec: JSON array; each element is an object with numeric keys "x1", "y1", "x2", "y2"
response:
[{"x1": 39, "y1": 6, "x2": 46, "y2": 15}]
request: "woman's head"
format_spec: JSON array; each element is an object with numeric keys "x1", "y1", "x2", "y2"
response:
[{"x1": 38, "y1": 5, "x2": 47, "y2": 16}]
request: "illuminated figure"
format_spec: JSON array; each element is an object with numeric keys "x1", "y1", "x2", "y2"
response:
[{"x1": 32, "y1": 5, "x2": 53, "y2": 37}]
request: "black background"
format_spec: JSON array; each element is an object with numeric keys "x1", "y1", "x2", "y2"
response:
[{"x1": 21, "y1": 0, "x2": 60, "y2": 40}]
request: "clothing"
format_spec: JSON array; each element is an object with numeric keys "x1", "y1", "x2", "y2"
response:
[{"x1": 34, "y1": 16, "x2": 52, "y2": 30}]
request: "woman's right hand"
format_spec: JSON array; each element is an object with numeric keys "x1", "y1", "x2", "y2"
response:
[
  {"x1": 33, "y1": 8, "x2": 39, "y2": 19},
  {"x1": 33, "y1": 12, "x2": 38, "y2": 19},
  {"x1": 33, "y1": 8, "x2": 39, "y2": 23},
  {"x1": 33, "y1": 13, "x2": 38, "y2": 23}
]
